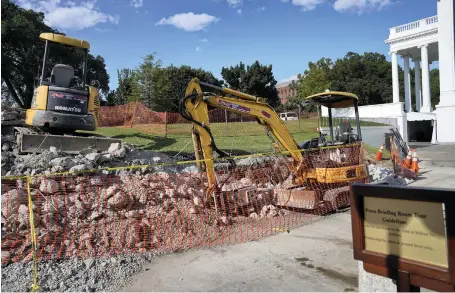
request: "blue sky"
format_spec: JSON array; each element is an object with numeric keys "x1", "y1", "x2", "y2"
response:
[{"x1": 16, "y1": 0, "x2": 438, "y2": 91}]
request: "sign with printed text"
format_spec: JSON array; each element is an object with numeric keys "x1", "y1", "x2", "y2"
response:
[{"x1": 363, "y1": 196, "x2": 448, "y2": 268}]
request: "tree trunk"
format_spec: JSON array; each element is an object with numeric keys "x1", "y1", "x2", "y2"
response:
[{"x1": 2, "y1": 77, "x2": 25, "y2": 108}]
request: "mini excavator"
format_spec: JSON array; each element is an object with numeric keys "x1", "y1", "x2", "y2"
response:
[
  {"x1": 14, "y1": 33, "x2": 120, "y2": 154},
  {"x1": 180, "y1": 78, "x2": 369, "y2": 212}
]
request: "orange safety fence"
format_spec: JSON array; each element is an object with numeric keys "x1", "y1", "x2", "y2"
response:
[
  {"x1": 1, "y1": 144, "x2": 367, "y2": 266},
  {"x1": 97, "y1": 102, "x2": 301, "y2": 139}
]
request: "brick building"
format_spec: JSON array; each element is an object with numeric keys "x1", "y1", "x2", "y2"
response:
[{"x1": 276, "y1": 81, "x2": 297, "y2": 105}]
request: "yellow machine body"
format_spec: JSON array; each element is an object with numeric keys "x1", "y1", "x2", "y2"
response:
[
  {"x1": 26, "y1": 85, "x2": 100, "y2": 131},
  {"x1": 25, "y1": 33, "x2": 100, "y2": 132}
]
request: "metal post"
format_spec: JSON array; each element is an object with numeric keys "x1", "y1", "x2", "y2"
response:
[
  {"x1": 40, "y1": 40, "x2": 50, "y2": 84},
  {"x1": 82, "y1": 49, "x2": 88, "y2": 87},
  {"x1": 224, "y1": 109, "x2": 228, "y2": 136},
  {"x1": 354, "y1": 101, "x2": 362, "y2": 141},
  {"x1": 165, "y1": 111, "x2": 168, "y2": 138},
  {"x1": 328, "y1": 108, "x2": 334, "y2": 144}
]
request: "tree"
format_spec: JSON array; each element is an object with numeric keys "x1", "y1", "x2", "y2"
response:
[
  {"x1": 329, "y1": 52, "x2": 393, "y2": 105},
  {"x1": 116, "y1": 68, "x2": 139, "y2": 105},
  {"x1": 1, "y1": 0, "x2": 109, "y2": 108},
  {"x1": 221, "y1": 60, "x2": 280, "y2": 107},
  {"x1": 135, "y1": 53, "x2": 170, "y2": 110},
  {"x1": 430, "y1": 68, "x2": 440, "y2": 108},
  {"x1": 157, "y1": 65, "x2": 223, "y2": 112},
  {"x1": 291, "y1": 59, "x2": 332, "y2": 112},
  {"x1": 106, "y1": 90, "x2": 117, "y2": 106}
]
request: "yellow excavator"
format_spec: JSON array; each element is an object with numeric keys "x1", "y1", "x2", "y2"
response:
[
  {"x1": 180, "y1": 78, "x2": 368, "y2": 212},
  {"x1": 14, "y1": 33, "x2": 120, "y2": 154}
]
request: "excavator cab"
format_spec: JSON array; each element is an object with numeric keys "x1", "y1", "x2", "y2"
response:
[
  {"x1": 26, "y1": 33, "x2": 100, "y2": 133},
  {"x1": 14, "y1": 33, "x2": 120, "y2": 155},
  {"x1": 300, "y1": 91, "x2": 362, "y2": 149}
]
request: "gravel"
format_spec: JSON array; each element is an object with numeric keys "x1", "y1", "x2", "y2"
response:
[{"x1": 1, "y1": 252, "x2": 155, "y2": 292}]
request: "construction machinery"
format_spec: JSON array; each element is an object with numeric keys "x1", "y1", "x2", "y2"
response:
[
  {"x1": 14, "y1": 33, "x2": 120, "y2": 154},
  {"x1": 180, "y1": 78, "x2": 369, "y2": 212}
]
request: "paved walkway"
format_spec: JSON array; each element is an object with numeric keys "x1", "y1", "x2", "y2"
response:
[
  {"x1": 408, "y1": 144, "x2": 455, "y2": 189},
  {"x1": 123, "y1": 212, "x2": 358, "y2": 292}
]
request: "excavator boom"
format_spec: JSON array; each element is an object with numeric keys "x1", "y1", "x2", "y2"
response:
[{"x1": 180, "y1": 78, "x2": 368, "y2": 211}]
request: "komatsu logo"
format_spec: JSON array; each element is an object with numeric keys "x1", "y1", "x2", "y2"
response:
[
  {"x1": 218, "y1": 100, "x2": 250, "y2": 113},
  {"x1": 54, "y1": 105, "x2": 82, "y2": 113}
]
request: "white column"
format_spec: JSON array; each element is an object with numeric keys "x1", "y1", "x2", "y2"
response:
[
  {"x1": 420, "y1": 45, "x2": 431, "y2": 113},
  {"x1": 391, "y1": 51, "x2": 400, "y2": 103},
  {"x1": 414, "y1": 60, "x2": 422, "y2": 112},
  {"x1": 435, "y1": 0, "x2": 455, "y2": 143},
  {"x1": 437, "y1": 0, "x2": 455, "y2": 107},
  {"x1": 403, "y1": 56, "x2": 412, "y2": 112}
]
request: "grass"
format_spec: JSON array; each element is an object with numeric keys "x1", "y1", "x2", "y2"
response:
[
  {"x1": 83, "y1": 117, "x2": 389, "y2": 157},
  {"x1": 362, "y1": 143, "x2": 391, "y2": 160},
  {"x1": 84, "y1": 119, "x2": 319, "y2": 155}
]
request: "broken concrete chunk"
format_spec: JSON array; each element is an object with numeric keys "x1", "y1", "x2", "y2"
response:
[
  {"x1": 108, "y1": 192, "x2": 133, "y2": 210},
  {"x1": 69, "y1": 163, "x2": 93, "y2": 173},
  {"x1": 49, "y1": 146, "x2": 58, "y2": 154},
  {"x1": 107, "y1": 142, "x2": 126, "y2": 158},
  {"x1": 98, "y1": 153, "x2": 113, "y2": 163},
  {"x1": 39, "y1": 179, "x2": 59, "y2": 194},
  {"x1": 85, "y1": 153, "x2": 101, "y2": 163}
]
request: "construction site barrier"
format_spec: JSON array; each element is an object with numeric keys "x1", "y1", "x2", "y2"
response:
[{"x1": 1, "y1": 143, "x2": 367, "y2": 264}]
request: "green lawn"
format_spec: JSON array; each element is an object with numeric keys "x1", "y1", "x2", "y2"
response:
[
  {"x1": 84, "y1": 117, "x2": 389, "y2": 157},
  {"x1": 85, "y1": 119, "x2": 319, "y2": 156}
]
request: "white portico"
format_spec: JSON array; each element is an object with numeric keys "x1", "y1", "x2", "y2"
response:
[
  {"x1": 386, "y1": 16, "x2": 439, "y2": 114},
  {"x1": 385, "y1": 0, "x2": 455, "y2": 143}
]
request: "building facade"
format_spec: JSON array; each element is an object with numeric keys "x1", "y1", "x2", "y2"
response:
[
  {"x1": 276, "y1": 81, "x2": 297, "y2": 105},
  {"x1": 384, "y1": 0, "x2": 455, "y2": 143}
]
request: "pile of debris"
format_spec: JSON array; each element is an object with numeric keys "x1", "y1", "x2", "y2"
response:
[
  {"x1": 1, "y1": 104, "x2": 25, "y2": 122},
  {"x1": 367, "y1": 164, "x2": 413, "y2": 186},
  {"x1": 1, "y1": 138, "x2": 177, "y2": 177}
]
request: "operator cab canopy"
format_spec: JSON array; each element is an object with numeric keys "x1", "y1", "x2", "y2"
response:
[
  {"x1": 299, "y1": 91, "x2": 362, "y2": 149},
  {"x1": 305, "y1": 91, "x2": 358, "y2": 109}
]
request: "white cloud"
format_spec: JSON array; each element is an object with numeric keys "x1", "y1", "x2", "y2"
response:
[
  {"x1": 196, "y1": 46, "x2": 201, "y2": 52},
  {"x1": 257, "y1": 6, "x2": 266, "y2": 11},
  {"x1": 227, "y1": 0, "x2": 242, "y2": 8},
  {"x1": 279, "y1": 74, "x2": 299, "y2": 83},
  {"x1": 130, "y1": 0, "x2": 143, "y2": 8},
  {"x1": 16, "y1": 0, "x2": 119, "y2": 30},
  {"x1": 288, "y1": 0, "x2": 325, "y2": 11},
  {"x1": 333, "y1": 0, "x2": 393, "y2": 14},
  {"x1": 237, "y1": 8, "x2": 242, "y2": 14},
  {"x1": 200, "y1": 38, "x2": 209, "y2": 42},
  {"x1": 156, "y1": 12, "x2": 220, "y2": 32}
]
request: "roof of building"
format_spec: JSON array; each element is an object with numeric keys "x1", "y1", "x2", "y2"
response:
[{"x1": 276, "y1": 81, "x2": 292, "y2": 88}]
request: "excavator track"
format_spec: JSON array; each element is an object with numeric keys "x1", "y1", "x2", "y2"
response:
[{"x1": 14, "y1": 126, "x2": 121, "y2": 154}]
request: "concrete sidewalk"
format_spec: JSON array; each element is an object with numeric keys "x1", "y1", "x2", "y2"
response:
[
  {"x1": 122, "y1": 212, "x2": 358, "y2": 292},
  {"x1": 408, "y1": 144, "x2": 455, "y2": 189}
]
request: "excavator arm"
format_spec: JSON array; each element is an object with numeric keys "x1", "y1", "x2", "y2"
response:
[{"x1": 180, "y1": 78, "x2": 308, "y2": 198}]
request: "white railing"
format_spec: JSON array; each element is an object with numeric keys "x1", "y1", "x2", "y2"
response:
[
  {"x1": 424, "y1": 15, "x2": 438, "y2": 25},
  {"x1": 388, "y1": 16, "x2": 438, "y2": 38},
  {"x1": 395, "y1": 20, "x2": 420, "y2": 33}
]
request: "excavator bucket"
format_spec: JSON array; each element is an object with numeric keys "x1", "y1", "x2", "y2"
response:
[
  {"x1": 15, "y1": 127, "x2": 121, "y2": 154},
  {"x1": 275, "y1": 187, "x2": 321, "y2": 210}
]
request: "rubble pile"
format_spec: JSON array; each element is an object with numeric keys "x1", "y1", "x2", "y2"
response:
[
  {"x1": 1, "y1": 167, "x2": 288, "y2": 254},
  {"x1": 1, "y1": 105, "x2": 25, "y2": 122},
  {"x1": 1, "y1": 138, "x2": 178, "y2": 177},
  {"x1": 367, "y1": 164, "x2": 413, "y2": 185}
]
